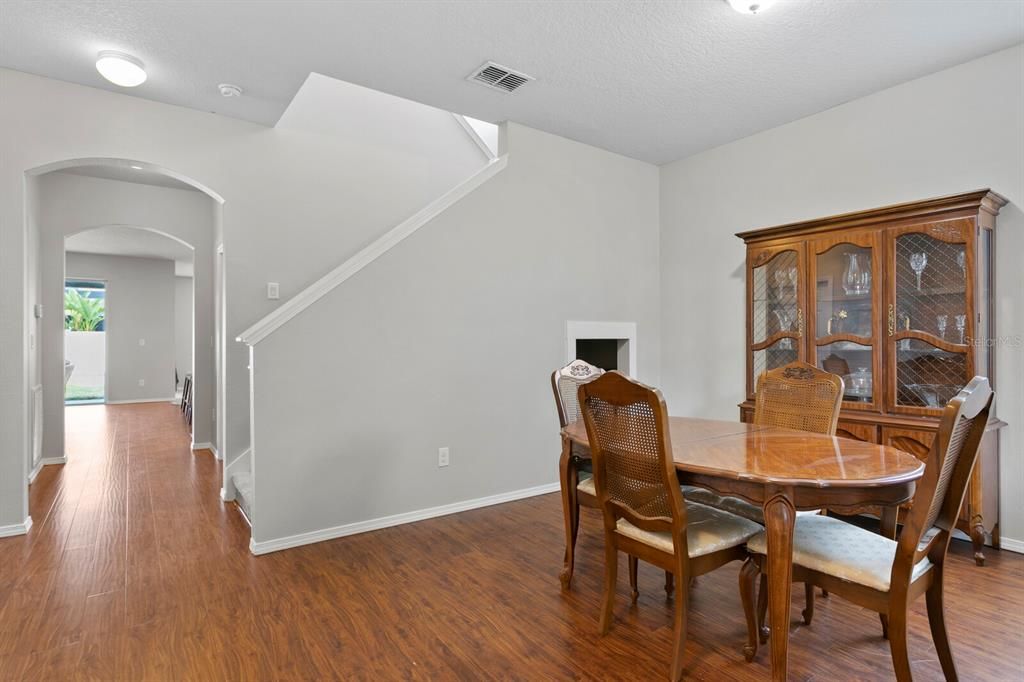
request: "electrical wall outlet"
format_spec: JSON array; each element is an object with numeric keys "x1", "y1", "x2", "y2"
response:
[
  {"x1": 437, "y1": 446, "x2": 450, "y2": 468},
  {"x1": 139, "y1": 338, "x2": 146, "y2": 346},
  {"x1": 267, "y1": 282, "x2": 280, "y2": 300},
  {"x1": 138, "y1": 379, "x2": 145, "y2": 387}
]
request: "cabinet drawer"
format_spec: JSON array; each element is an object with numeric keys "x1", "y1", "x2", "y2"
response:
[
  {"x1": 836, "y1": 421, "x2": 879, "y2": 443},
  {"x1": 881, "y1": 426, "x2": 935, "y2": 462}
]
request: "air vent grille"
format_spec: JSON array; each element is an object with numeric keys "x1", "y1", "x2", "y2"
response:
[{"x1": 468, "y1": 61, "x2": 534, "y2": 93}]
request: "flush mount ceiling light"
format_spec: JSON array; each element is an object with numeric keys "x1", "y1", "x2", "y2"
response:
[
  {"x1": 95, "y1": 50, "x2": 147, "y2": 87},
  {"x1": 218, "y1": 83, "x2": 243, "y2": 98},
  {"x1": 726, "y1": 0, "x2": 776, "y2": 14}
]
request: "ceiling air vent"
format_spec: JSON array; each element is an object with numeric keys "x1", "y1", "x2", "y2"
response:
[{"x1": 468, "y1": 61, "x2": 534, "y2": 93}]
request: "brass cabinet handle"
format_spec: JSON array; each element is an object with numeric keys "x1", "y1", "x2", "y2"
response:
[
  {"x1": 797, "y1": 309, "x2": 804, "y2": 337},
  {"x1": 888, "y1": 304, "x2": 895, "y2": 337}
]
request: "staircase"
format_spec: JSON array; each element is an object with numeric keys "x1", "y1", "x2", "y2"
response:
[{"x1": 232, "y1": 471, "x2": 254, "y2": 525}]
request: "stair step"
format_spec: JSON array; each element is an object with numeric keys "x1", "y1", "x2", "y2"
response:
[{"x1": 231, "y1": 471, "x2": 254, "y2": 525}]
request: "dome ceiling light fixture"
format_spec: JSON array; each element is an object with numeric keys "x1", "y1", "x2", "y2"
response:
[
  {"x1": 218, "y1": 83, "x2": 243, "y2": 98},
  {"x1": 95, "y1": 50, "x2": 147, "y2": 87},
  {"x1": 726, "y1": 0, "x2": 776, "y2": 14}
]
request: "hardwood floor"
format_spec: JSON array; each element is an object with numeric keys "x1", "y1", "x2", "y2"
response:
[{"x1": 1, "y1": 402, "x2": 1022, "y2": 680}]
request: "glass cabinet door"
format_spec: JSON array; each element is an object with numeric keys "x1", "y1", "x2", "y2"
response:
[
  {"x1": 808, "y1": 232, "x2": 882, "y2": 409},
  {"x1": 887, "y1": 218, "x2": 974, "y2": 415},
  {"x1": 748, "y1": 244, "x2": 805, "y2": 395}
]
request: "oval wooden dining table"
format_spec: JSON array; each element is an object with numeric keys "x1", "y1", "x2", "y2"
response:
[{"x1": 560, "y1": 416, "x2": 925, "y2": 681}]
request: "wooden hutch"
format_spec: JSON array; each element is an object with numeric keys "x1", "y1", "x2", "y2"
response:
[{"x1": 737, "y1": 189, "x2": 1007, "y2": 564}]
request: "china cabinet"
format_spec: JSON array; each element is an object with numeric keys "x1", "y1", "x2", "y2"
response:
[{"x1": 737, "y1": 189, "x2": 1007, "y2": 564}]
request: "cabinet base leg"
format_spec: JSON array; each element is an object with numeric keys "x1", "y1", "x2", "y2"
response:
[{"x1": 970, "y1": 523, "x2": 986, "y2": 567}]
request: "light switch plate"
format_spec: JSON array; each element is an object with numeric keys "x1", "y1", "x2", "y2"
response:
[{"x1": 267, "y1": 282, "x2": 280, "y2": 300}]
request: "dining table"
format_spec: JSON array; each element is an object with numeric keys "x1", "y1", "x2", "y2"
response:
[{"x1": 560, "y1": 416, "x2": 926, "y2": 681}]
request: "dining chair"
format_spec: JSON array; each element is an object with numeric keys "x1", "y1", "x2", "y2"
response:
[
  {"x1": 554, "y1": 360, "x2": 675, "y2": 597},
  {"x1": 685, "y1": 361, "x2": 844, "y2": 623},
  {"x1": 552, "y1": 359, "x2": 604, "y2": 589},
  {"x1": 578, "y1": 371, "x2": 762, "y2": 681},
  {"x1": 740, "y1": 376, "x2": 993, "y2": 681}
]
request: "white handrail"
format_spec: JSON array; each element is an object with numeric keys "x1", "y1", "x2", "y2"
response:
[{"x1": 237, "y1": 154, "x2": 508, "y2": 345}]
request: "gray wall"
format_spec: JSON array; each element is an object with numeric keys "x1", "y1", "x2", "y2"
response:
[
  {"x1": 65, "y1": 253, "x2": 176, "y2": 402},
  {"x1": 0, "y1": 66, "x2": 487, "y2": 528},
  {"x1": 659, "y1": 44, "x2": 1024, "y2": 547},
  {"x1": 251, "y1": 122, "x2": 661, "y2": 543},
  {"x1": 175, "y1": 276, "x2": 193, "y2": 386}
]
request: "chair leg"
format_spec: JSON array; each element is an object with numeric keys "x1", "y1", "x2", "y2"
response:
[
  {"x1": 629, "y1": 555, "x2": 639, "y2": 602},
  {"x1": 879, "y1": 614, "x2": 889, "y2": 640},
  {"x1": 664, "y1": 571, "x2": 674, "y2": 598},
  {"x1": 558, "y1": 446, "x2": 579, "y2": 589},
  {"x1": 739, "y1": 558, "x2": 759, "y2": 662},
  {"x1": 821, "y1": 589, "x2": 829, "y2": 597},
  {"x1": 887, "y1": 609, "x2": 912, "y2": 682},
  {"x1": 802, "y1": 583, "x2": 814, "y2": 625},
  {"x1": 599, "y1": 535, "x2": 618, "y2": 635},
  {"x1": 926, "y1": 569, "x2": 958, "y2": 681},
  {"x1": 757, "y1": 573, "x2": 769, "y2": 643},
  {"x1": 668, "y1": 569, "x2": 690, "y2": 682}
]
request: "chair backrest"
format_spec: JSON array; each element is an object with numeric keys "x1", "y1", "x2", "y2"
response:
[
  {"x1": 578, "y1": 372, "x2": 686, "y2": 545},
  {"x1": 551, "y1": 359, "x2": 605, "y2": 427},
  {"x1": 896, "y1": 376, "x2": 993, "y2": 576},
  {"x1": 754, "y1": 361, "x2": 844, "y2": 436}
]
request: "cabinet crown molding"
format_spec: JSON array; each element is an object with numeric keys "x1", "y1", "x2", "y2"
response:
[{"x1": 737, "y1": 189, "x2": 1007, "y2": 243}]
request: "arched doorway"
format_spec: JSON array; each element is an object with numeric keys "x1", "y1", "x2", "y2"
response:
[{"x1": 24, "y1": 158, "x2": 226, "y2": 516}]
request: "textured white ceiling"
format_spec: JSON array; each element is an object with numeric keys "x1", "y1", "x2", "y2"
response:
[
  {"x1": 65, "y1": 223, "x2": 194, "y2": 273},
  {"x1": 1, "y1": 1, "x2": 1021, "y2": 163}
]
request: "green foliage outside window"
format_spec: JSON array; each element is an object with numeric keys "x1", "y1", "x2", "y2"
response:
[{"x1": 65, "y1": 289, "x2": 105, "y2": 331}]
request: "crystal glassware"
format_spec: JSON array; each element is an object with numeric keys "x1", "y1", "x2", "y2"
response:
[
  {"x1": 774, "y1": 310, "x2": 793, "y2": 349},
  {"x1": 955, "y1": 314, "x2": 967, "y2": 344},
  {"x1": 897, "y1": 310, "x2": 911, "y2": 350},
  {"x1": 786, "y1": 267, "x2": 798, "y2": 298},
  {"x1": 909, "y1": 252, "x2": 928, "y2": 291},
  {"x1": 936, "y1": 314, "x2": 948, "y2": 340},
  {"x1": 957, "y1": 250, "x2": 966, "y2": 279},
  {"x1": 842, "y1": 252, "x2": 871, "y2": 295}
]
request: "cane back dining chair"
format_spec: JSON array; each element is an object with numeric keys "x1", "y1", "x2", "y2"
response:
[
  {"x1": 740, "y1": 376, "x2": 994, "y2": 681},
  {"x1": 554, "y1": 360, "x2": 676, "y2": 598},
  {"x1": 578, "y1": 372, "x2": 762, "y2": 681},
  {"x1": 552, "y1": 359, "x2": 604, "y2": 589},
  {"x1": 684, "y1": 361, "x2": 844, "y2": 622}
]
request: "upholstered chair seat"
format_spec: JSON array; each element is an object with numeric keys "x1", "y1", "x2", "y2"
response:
[
  {"x1": 616, "y1": 502, "x2": 761, "y2": 558},
  {"x1": 577, "y1": 474, "x2": 596, "y2": 497},
  {"x1": 747, "y1": 515, "x2": 932, "y2": 592}
]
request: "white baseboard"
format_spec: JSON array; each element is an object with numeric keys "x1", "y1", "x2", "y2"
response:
[
  {"x1": 250, "y1": 481, "x2": 560, "y2": 556},
  {"x1": 28, "y1": 460, "x2": 43, "y2": 484},
  {"x1": 40, "y1": 456, "x2": 67, "y2": 466},
  {"x1": 0, "y1": 516, "x2": 33, "y2": 538},
  {"x1": 999, "y1": 537, "x2": 1024, "y2": 555},
  {"x1": 192, "y1": 442, "x2": 215, "y2": 452},
  {"x1": 106, "y1": 397, "x2": 177, "y2": 405}
]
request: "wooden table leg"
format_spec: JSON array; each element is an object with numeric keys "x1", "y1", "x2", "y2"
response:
[
  {"x1": 558, "y1": 437, "x2": 579, "y2": 588},
  {"x1": 764, "y1": 489, "x2": 796, "y2": 682},
  {"x1": 879, "y1": 506, "x2": 899, "y2": 540}
]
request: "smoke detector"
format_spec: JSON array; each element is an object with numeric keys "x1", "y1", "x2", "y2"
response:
[
  {"x1": 218, "y1": 83, "x2": 243, "y2": 97},
  {"x1": 467, "y1": 62, "x2": 534, "y2": 93}
]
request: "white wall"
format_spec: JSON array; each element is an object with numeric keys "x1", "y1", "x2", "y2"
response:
[
  {"x1": 175, "y1": 276, "x2": 194, "y2": 386},
  {"x1": 34, "y1": 172, "x2": 215, "y2": 459},
  {"x1": 0, "y1": 66, "x2": 486, "y2": 527},
  {"x1": 659, "y1": 44, "x2": 1024, "y2": 546},
  {"x1": 251, "y1": 122, "x2": 660, "y2": 544},
  {"x1": 65, "y1": 253, "x2": 176, "y2": 402}
]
